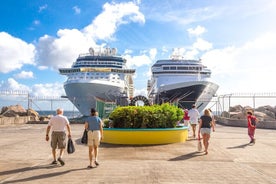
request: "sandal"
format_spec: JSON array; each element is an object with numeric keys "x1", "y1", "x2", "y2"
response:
[
  {"x1": 87, "y1": 165, "x2": 93, "y2": 169},
  {"x1": 58, "y1": 157, "x2": 65, "y2": 166},
  {"x1": 94, "y1": 161, "x2": 99, "y2": 166},
  {"x1": 51, "y1": 160, "x2": 57, "y2": 165}
]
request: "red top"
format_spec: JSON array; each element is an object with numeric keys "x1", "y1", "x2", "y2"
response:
[
  {"x1": 183, "y1": 109, "x2": 190, "y2": 120},
  {"x1": 247, "y1": 115, "x2": 256, "y2": 128}
]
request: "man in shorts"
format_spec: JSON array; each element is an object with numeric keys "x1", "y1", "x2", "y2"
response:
[
  {"x1": 188, "y1": 104, "x2": 200, "y2": 138},
  {"x1": 46, "y1": 108, "x2": 71, "y2": 166}
]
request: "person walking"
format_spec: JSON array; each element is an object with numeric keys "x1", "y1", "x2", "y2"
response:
[
  {"x1": 183, "y1": 108, "x2": 190, "y2": 128},
  {"x1": 45, "y1": 108, "x2": 71, "y2": 166},
  {"x1": 198, "y1": 109, "x2": 215, "y2": 155},
  {"x1": 85, "y1": 108, "x2": 104, "y2": 168},
  {"x1": 188, "y1": 104, "x2": 200, "y2": 138},
  {"x1": 247, "y1": 111, "x2": 258, "y2": 144}
]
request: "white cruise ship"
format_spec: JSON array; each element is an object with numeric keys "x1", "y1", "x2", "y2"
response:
[
  {"x1": 59, "y1": 47, "x2": 135, "y2": 116},
  {"x1": 147, "y1": 50, "x2": 219, "y2": 112}
]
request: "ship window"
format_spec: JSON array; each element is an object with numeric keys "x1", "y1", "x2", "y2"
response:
[
  {"x1": 170, "y1": 66, "x2": 177, "y2": 70},
  {"x1": 95, "y1": 77, "x2": 98, "y2": 79},
  {"x1": 163, "y1": 67, "x2": 169, "y2": 70},
  {"x1": 178, "y1": 67, "x2": 188, "y2": 70}
]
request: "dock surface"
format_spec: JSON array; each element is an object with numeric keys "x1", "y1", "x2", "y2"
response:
[{"x1": 0, "y1": 124, "x2": 275, "y2": 184}]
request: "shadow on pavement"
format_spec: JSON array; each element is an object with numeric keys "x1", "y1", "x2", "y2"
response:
[
  {"x1": 168, "y1": 151, "x2": 204, "y2": 161},
  {"x1": 227, "y1": 143, "x2": 251, "y2": 149},
  {"x1": 0, "y1": 164, "x2": 58, "y2": 176},
  {"x1": 1, "y1": 166, "x2": 87, "y2": 184}
]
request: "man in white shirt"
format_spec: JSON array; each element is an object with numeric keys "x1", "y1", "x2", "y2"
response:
[
  {"x1": 46, "y1": 108, "x2": 71, "y2": 166},
  {"x1": 188, "y1": 104, "x2": 200, "y2": 138}
]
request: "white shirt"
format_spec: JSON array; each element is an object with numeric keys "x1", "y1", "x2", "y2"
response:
[
  {"x1": 188, "y1": 108, "x2": 200, "y2": 124},
  {"x1": 48, "y1": 114, "x2": 70, "y2": 132}
]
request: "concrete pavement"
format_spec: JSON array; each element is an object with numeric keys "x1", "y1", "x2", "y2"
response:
[{"x1": 0, "y1": 123, "x2": 276, "y2": 184}]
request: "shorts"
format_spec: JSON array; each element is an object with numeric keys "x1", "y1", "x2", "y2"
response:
[
  {"x1": 184, "y1": 120, "x2": 189, "y2": 126},
  {"x1": 200, "y1": 128, "x2": 211, "y2": 135},
  {"x1": 51, "y1": 131, "x2": 66, "y2": 149},
  {"x1": 190, "y1": 121, "x2": 198, "y2": 125},
  {"x1": 87, "y1": 130, "x2": 101, "y2": 147}
]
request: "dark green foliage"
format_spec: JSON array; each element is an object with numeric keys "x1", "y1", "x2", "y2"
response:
[{"x1": 108, "y1": 103, "x2": 183, "y2": 128}]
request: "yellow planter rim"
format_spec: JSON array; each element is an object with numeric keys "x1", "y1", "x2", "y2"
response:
[{"x1": 103, "y1": 126, "x2": 188, "y2": 131}]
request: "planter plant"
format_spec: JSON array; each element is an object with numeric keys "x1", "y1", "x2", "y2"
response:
[{"x1": 108, "y1": 103, "x2": 183, "y2": 128}]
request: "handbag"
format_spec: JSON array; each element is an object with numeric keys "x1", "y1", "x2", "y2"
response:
[
  {"x1": 197, "y1": 140, "x2": 202, "y2": 152},
  {"x1": 81, "y1": 129, "x2": 88, "y2": 144},
  {"x1": 67, "y1": 138, "x2": 75, "y2": 154}
]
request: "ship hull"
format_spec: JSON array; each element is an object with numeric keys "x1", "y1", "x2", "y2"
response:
[
  {"x1": 155, "y1": 81, "x2": 218, "y2": 112},
  {"x1": 64, "y1": 81, "x2": 125, "y2": 116}
]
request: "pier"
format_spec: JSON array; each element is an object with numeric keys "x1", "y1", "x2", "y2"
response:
[{"x1": 0, "y1": 123, "x2": 275, "y2": 183}]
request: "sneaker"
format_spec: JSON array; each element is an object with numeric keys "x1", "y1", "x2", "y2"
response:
[
  {"x1": 94, "y1": 161, "x2": 99, "y2": 166},
  {"x1": 58, "y1": 157, "x2": 65, "y2": 166},
  {"x1": 51, "y1": 160, "x2": 57, "y2": 165}
]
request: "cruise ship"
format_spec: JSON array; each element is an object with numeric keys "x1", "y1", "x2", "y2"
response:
[
  {"x1": 147, "y1": 50, "x2": 219, "y2": 112},
  {"x1": 59, "y1": 47, "x2": 135, "y2": 116}
]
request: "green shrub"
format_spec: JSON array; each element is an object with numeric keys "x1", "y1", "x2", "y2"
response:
[{"x1": 108, "y1": 103, "x2": 183, "y2": 128}]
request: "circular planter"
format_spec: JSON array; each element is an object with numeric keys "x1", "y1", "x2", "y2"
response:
[{"x1": 102, "y1": 126, "x2": 188, "y2": 145}]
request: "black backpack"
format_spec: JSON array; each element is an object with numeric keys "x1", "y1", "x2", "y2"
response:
[{"x1": 251, "y1": 117, "x2": 256, "y2": 126}]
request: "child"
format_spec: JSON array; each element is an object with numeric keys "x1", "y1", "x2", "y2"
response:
[{"x1": 247, "y1": 111, "x2": 258, "y2": 144}]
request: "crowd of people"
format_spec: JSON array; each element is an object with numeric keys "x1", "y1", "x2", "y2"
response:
[
  {"x1": 180, "y1": 104, "x2": 258, "y2": 155},
  {"x1": 45, "y1": 104, "x2": 259, "y2": 167}
]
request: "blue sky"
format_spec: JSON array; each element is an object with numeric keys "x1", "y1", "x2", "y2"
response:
[{"x1": 1, "y1": 0, "x2": 276, "y2": 110}]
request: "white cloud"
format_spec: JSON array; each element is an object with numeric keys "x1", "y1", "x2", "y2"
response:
[
  {"x1": 0, "y1": 32, "x2": 35, "y2": 73},
  {"x1": 39, "y1": 4, "x2": 48, "y2": 12},
  {"x1": 73, "y1": 6, "x2": 81, "y2": 14},
  {"x1": 0, "y1": 78, "x2": 30, "y2": 91},
  {"x1": 123, "y1": 54, "x2": 153, "y2": 68},
  {"x1": 33, "y1": 20, "x2": 40, "y2": 25},
  {"x1": 187, "y1": 25, "x2": 206, "y2": 37},
  {"x1": 202, "y1": 32, "x2": 276, "y2": 94},
  {"x1": 145, "y1": 3, "x2": 220, "y2": 26},
  {"x1": 31, "y1": 83, "x2": 65, "y2": 97},
  {"x1": 36, "y1": 29, "x2": 94, "y2": 69},
  {"x1": 36, "y1": 1, "x2": 145, "y2": 70},
  {"x1": 183, "y1": 49, "x2": 199, "y2": 60},
  {"x1": 149, "y1": 48, "x2": 157, "y2": 60},
  {"x1": 14, "y1": 71, "x2": 34, "y2": 79},
  {"x1": 192, "y1": 38, "x2": 213, "y2": 51},
  {"x1": 83, "y1": 1, "x2": 145, "y2": 40}
]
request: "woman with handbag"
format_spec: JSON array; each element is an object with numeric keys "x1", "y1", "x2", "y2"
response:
[
  {"x1": 198, "y1": 109, "x2": 215, "y2": 155},
  {"x1": 84, "y1": 108, "x2": 104, "y2": 168}
]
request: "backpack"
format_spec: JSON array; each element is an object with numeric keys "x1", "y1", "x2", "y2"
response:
[{"x1": 251, "y1": 117, "x2": 256, "y2": 126}]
